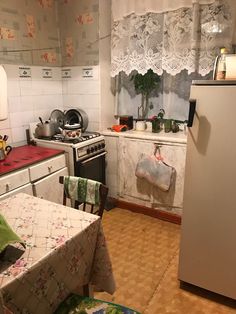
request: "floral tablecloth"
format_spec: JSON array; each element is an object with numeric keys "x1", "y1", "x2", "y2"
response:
[{"x1": 0, "y1": 193, "x2": 115, "y2": 314}]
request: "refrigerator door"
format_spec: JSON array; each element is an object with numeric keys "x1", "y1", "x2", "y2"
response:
[{"x1": 178, "y1": 84, "x2": 236, "y2": 299}]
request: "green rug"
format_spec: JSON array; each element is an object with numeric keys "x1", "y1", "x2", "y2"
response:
[{"x1": 54, "y1": 294, "x2": 140, "y2": 314}]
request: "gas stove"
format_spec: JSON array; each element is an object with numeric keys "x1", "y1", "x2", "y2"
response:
[
  {"x1": 37, "y1": 131, "x2": 102, "y2": 145},
  {"x1": 33, "y1": 131, "x2": 106, "y2": 176}
]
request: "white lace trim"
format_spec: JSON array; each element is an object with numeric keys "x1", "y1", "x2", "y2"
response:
[
  {"x1": 112, "y1": 0, "x2": 216, "y2": 22},
  {"x1": 111, "y1": 1, "x2": 233, "y2": 77}
]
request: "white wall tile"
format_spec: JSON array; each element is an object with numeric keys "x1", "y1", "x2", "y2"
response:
[
  {"x1": 7, "y1": 81, "x2": 20, "y2": 97},
  {"x1": 8, "y1": 96, "x2": 21, "y2": 113},
  {"x1": 11, "y1": 126, "x2": 26, "y2": 143},
  {"x1": 9, "y1": 112, "x2": 23, "y2": 128},
  {"x1": 67, "y1": 80, "x2": 100, "y2": 95},
  {"x1": 0, "y1": 118, "x2": 10, "y2": 130}
]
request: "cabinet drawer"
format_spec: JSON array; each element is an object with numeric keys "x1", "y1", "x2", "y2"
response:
[
  {"x1": 0, "y1": 169, "x2": 30, "y2": 195},
  {"x1": 29, "y1": 154, "x2": 66, "y2": 181},
  {"x1": 0, "y1": 183, "x2": 33, "y2": 201}
]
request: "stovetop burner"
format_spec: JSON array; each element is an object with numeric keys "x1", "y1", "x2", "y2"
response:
[{"x1": 37, "y1": 132, "x2": 101, "y2": 144}]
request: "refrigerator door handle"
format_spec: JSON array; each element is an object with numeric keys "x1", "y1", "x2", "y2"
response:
[{"x1": 187, "y1": 99, "x2": 196, "y2": 127}]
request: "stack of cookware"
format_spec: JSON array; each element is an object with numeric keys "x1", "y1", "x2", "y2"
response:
[
  {"x1": 34, "y1": 108, "x2": 89, "y2": 140},
  {"x1": 0, "y1": 135, "x2": 12, "y2": 161}
]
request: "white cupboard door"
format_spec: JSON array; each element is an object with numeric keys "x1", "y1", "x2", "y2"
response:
[
  {"x1": 119, "y1": 137, "x2": 153, "y2": 204},
  {"x1": 151, "y1": 143, "x2": 186, "y2": 211},
  {"x1": 0, "y1": 183, "x2": 33, "y2": 201},
  {"x1": 33, "y1": 167, "x2": 68, "y2": 205},
  {"x1": 104, "y1": 135, "x2": 119, "y2": 198}
]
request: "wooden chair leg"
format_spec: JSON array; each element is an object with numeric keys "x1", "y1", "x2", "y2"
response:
[{"x1": 83, "y1": 284, "x2": 90, "y2": 297}]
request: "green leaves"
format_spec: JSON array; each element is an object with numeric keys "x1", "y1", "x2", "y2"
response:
[{"x1": 130, "y1": 69, "x2": 160, "y2": 96}]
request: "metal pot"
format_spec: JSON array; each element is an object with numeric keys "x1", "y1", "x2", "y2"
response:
[
  {"x1": 58, "y1": 124, "x2": 82, "y2": 140},
  {"x1": 35, "y1": 118, "x2": 57, "y2": 138},
  {"x1": 64, "y1": 108, "x2": 88, "y2": 132}
]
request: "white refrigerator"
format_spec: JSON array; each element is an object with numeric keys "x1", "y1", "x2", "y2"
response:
[{"x1": 178, "y1": 80, "x2": 236, "y2": 299}]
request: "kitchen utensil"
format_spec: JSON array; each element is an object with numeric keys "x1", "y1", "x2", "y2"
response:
[
  {"x1": 50, "y1": 109, "x2": 65, "y2": 132},
  {"x1": 135, "y1": 120, "x2": 146, "y2": 131},
  {"x1": 3, "y1": 135, "x2": 8, "y2": 141},
  {"x1": 39, "y1": 117, "x2": 43, "y2": 124},
  {"x1": 35, "y1": 120, "x2": 57, "y2": 138},
  {"x1": 119, "y1": 116, "x2": 133, "y2": 130},
  {"x1": 58, "y1": 126, "x2": 81, "y2": 140},
  {"x1": 64, "y1": 108, "x2": 88, "y2": 132},
  {"x1": 0, "y1": 145, "x2": 12, "y2": 161}
]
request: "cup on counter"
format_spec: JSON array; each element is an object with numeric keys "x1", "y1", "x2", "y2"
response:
[{"x1": 135, "y1": 120, "x2": 146, "y2": 131}]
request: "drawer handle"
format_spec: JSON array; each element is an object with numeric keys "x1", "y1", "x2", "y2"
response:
[
  {"x1": 5, "y1": 183, "x2": 10, "y2": 192},
  {"x1": 48, "y1": 166, "x2": 53, "y2": 173}
]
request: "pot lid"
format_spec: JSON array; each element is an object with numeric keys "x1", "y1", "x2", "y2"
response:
[
  {"x1": 64, "y1": 123, "x2": 81, "y2": 130},
  {"x1": 50, "y1": 109, "x2": 65, "y2": 128}
]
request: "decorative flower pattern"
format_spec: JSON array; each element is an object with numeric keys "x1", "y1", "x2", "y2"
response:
[
  {"x1": 0, "y1": 194, "x2": 115, "y2": 314},
  {"x1": 111, "y1": 1, "x2": 233, "y2": 77}
]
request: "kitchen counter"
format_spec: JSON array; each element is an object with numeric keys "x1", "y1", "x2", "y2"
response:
[
  {"x1": 101, "y1": 129, "x2": 187, "y2": 144},
  {"x1": 0, "y1": 145, "x2": 64, "y2": 176}
]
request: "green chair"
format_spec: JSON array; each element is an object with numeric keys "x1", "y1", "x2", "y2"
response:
[{"x1": 54, "y1": 294, "x2": 140, "y2": 314}]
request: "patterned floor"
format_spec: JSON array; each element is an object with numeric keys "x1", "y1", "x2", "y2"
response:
[{"x1": 94, "y1": 208, "x2": 236, "y2": 314}]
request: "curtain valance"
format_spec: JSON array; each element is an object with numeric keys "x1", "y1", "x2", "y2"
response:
[
  {"x1": 112, "y1": 0, "x2": 216, "y2": 22},
  {"x1": 111, "y1": 0, "x2": 234, "y2": 77}
]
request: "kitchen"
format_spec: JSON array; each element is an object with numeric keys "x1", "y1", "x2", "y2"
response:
[{"x1": 1, "y1": 0, "x2": 236, "y2": 313}]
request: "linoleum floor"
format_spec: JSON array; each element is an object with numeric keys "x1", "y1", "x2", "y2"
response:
[{"x1": 94, "y1": 208, "x2": 236, "y2": 314}]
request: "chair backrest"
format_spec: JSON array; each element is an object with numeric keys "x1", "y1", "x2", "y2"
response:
[{"x1": 59, "y1": 176, "x2": 108, "y2": 218}]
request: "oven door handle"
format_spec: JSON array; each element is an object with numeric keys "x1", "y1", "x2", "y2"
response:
[{"x1": 80, "y1": 151, "x2": 107, "y2": 165}]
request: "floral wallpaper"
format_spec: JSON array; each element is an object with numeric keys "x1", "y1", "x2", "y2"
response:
[
  {"x1": 58, "y1": 0, "x2": 99, "y2": 66},
  {"x1": 0, "y1": 0, "x2": 61, "y2": 66},
  {"x1": 0, "y1": 0, "x2": 99, "y2": 66}
]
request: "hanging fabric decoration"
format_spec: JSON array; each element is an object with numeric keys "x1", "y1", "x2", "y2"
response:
[
  {"x1": 0, "y1": 65, "x2": 8, "y2": 121},
  {"x1": 111, "y1": 0, "x2": 234, "y2": 77}
]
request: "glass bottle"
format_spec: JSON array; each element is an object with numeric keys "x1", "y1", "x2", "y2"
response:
[{"x1": 216, "y1": 47, "x2": 227, "y2": 80}]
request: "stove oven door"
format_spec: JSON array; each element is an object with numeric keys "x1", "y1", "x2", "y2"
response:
[{"x1": 75, "y1": 151, "x2": 107, "y2": 184}]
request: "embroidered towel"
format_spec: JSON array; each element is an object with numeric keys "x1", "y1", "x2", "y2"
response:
[
  {"x1": 64, "y1": 176, "x2": 101, "y2": 205},
  {"x1": 0, "y1": 213, "x2": 25, "y2": 255}
]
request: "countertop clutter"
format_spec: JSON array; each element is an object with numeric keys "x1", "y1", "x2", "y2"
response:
[
  {"x1": 0, "y1": 145, "x2": 64, "y2": 176},
  {"x1": 101, "y1": 129, "x2": 187, "y2": 144}
]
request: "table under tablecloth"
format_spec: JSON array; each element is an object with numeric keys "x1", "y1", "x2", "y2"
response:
[{"x1": 0, "y1": 193, "x2": 115, "y2": 314}]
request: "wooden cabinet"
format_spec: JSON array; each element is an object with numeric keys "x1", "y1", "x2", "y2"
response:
[
  {"x1": 0, "y1": 169, "x2": 30, "y2": 195},
  {"x1": 103, "y1": 132, "x2": 187, "y2": 215},
  {"x1": 104, "y1": 135, "x2": 119, "y2": 198},
  {"x1": 0, "y1": 153, "x2": 68, "y2": 205}
]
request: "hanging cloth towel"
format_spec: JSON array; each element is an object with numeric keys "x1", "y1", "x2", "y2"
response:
[
  {"x1": 64, "y1": 176, "x2": 101, "y2": 205},
  {"x1": 0, "y1": 213, "x2": 26, "y2": 256}
]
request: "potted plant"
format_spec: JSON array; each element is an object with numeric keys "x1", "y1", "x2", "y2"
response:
[
  {"x1": 151, "y1": 109, "x2": 165, "y2": 133},
  {"x1": 130, "y1": 69, "x2": 160, "y2": 119}
]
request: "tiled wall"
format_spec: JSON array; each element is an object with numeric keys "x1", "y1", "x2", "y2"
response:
[
  {"x1": 0, "y1": 64, "x2": 63, "y2": 145},
  {"x1": 58, "y1": 0, "x2": 99, "y2": 66},
  {"x1": 0, "y1": 0, "x2": 61, "y2": 66},
  {"x1": 0, "y1": 64, "x2": 100, "y2": 145},
  {"x1": 62, "y1": 65, "x2": 100, "y2": 132}
]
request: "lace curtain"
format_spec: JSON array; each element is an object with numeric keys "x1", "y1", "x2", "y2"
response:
[{"x1": 111, "y1": 0, "x2": 234, "y2": 77}]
